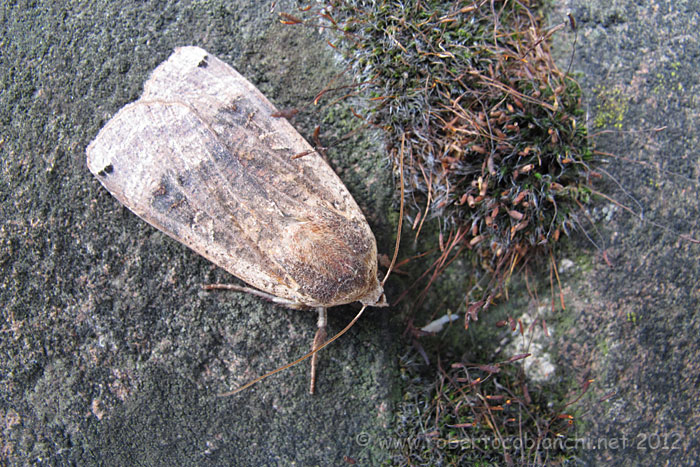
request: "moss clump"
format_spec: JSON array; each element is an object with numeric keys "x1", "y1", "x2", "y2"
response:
[
  {"x1": 306, "y1": 0, "x2": 596, "y2": 308},
  {"x1": 392, "y1": 349, "x2": 583, "y2": 466}
]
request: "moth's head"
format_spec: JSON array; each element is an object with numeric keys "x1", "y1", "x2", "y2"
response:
[{"x1": 359, "y1": 279, "x2": 388, "y2": 308}]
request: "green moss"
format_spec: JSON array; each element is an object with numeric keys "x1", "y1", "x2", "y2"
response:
[
  {"x1": 648, "y1": 61, "x2": 686, "y2": 97},
  {"x1": 593, "y1": 86, "x2": 629, "y2": 129},
  {"x1": 316, "y1": 0, "x2": 596, "y2": 310}
]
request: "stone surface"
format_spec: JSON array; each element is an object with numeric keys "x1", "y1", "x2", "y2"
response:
[
  {"x1": 548, "y1": 1, "x2": 700, "y2": 464},
  {"x1": 3, "y1": 1, "x2": 699, "y2": 465},
  {"x1": 0, "y1": 1, "x2": 398, "y2": 464}
]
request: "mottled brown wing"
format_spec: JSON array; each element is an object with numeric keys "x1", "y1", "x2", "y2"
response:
[{"x1": 86, "y1": 46, "x2": 383, "y2": 307}]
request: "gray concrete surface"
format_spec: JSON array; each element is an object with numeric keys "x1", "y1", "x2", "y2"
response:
[
  {"x1": 2, "y1": 0, "x2": 699, "y2": 465},
  {"x1": 549, "y1": 1, "x2": 700, "y2": 464},
  {"x1": 0, "y1": 1, "x2": 397, "y2": 464}
]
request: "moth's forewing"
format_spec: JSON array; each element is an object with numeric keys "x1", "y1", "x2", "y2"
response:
[{"x1": 87, "y1": 47, "x2": 383, "y2": 307}]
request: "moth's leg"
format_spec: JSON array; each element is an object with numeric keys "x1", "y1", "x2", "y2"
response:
[
  {"x1": 309, "y1": 307, "x2": 327, "y2": 395},
  {"x1": 202, "y1": 283, "x2": 306, "y2": 309}
]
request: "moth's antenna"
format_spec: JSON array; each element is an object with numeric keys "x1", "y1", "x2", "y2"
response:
[
  {"x1": 382, "y1": 132, "x2": 406, "y2": 286},
  {"x1": 218, "y1": 304, "x2": 368, "y2": 396}
]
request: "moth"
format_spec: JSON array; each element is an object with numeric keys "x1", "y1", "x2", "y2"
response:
[{"x1": 86, "y1": 46, "x2": 387, "y2": 394}]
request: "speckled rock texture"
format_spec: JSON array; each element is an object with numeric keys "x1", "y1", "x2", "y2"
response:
[
  {"x1": 0, "y1": 1, "x2": 397, "y2": 464},
  {"x1": 2, "y1": 1, "x2": 699, "y2": 465},
  {"x1": 549, "y1": 1, "x2": 700, "y2": 464}
]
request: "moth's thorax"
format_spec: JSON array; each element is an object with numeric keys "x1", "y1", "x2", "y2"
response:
[{"x1": 272, "y1": 213, "x2": 382, "y2": 307}]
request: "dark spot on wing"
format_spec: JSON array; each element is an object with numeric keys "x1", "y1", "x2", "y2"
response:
[{"x1": 97, "y1": 164, "x2": 114, "y2": 177}]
